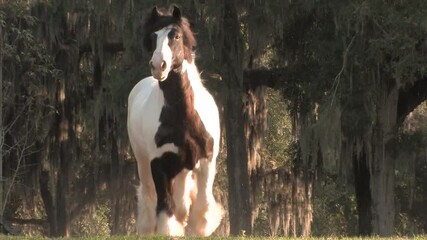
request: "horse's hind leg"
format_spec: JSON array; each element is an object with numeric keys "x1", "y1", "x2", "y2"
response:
[
  {"x1": 188, "y1": 158, "x2": 224, "y2": 236},
  {"x1": 172, "y1": 169, "x2": 195, "y2": 227},
  {"x1": 135, "y1": 153, "x2": 156, "y2": 235}
]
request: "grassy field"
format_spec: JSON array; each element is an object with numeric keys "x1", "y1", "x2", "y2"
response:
[{"x1": 1, "y1": 236, "x2": 427, "y2": 240}]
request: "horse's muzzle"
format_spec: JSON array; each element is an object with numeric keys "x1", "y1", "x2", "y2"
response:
[{"x1": 150, "y1": 60, "x2": 168, "y2": 81}]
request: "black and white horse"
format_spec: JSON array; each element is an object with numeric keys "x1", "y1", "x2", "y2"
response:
[{"x1": 127, "y1": 6, "x2": 223, "y2": 236}]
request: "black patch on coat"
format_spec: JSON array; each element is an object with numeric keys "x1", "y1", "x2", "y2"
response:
[
  {"x1": 151, "y1": 152, "x2": 182, "y2": 216},
  {"x1": 155, "y1": 70, "x2": 214, "y2": 170}
]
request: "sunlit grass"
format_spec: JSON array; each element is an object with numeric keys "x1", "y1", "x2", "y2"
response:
[{"x1": 1, "y1": 235, "x2": 427, "y2": 240}]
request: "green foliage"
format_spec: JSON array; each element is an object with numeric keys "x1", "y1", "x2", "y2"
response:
[
  {"x1": 271, "y1": 0, "x2": 427, "y2": 236},
  {"x1": 72, "y1": 203, "x2": 110, "y2": 237},
  {"x1": 394, "y1": 102, "x2": 427, "y2": 235},
  {"x1": 252, "y1": 207, "x2": 271, "y2": 237},
  {"x1": 1, "y1": 0, "x2": 59, "y2": 223},
  {"x1": 273, "y1": 0, "x2": 427, "y2": 136},
  {"x1": 312, "y1": 176, "x2": 358, "y2": 236},
  {"x1": 262, "y1": 89, "x2": 293, "y2": 169},
  {"x1": 1, "y1": 1, "x2": 59, "y2": 81}
]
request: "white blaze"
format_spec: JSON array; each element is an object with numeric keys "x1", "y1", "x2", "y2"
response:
[{"x1": 150, "y1": 26, "x2": 173, "y2": 81}]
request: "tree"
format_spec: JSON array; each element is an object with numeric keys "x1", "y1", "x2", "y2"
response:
[
  {"x1": 193, "y1": 1, "x2": 315, "y2": 236},
  {"x1": 1, "y1": 0, "x2": 148, "y2": 236},
  {"x1": 218, "y1": 0, "x2": 252, "y2": 235},
  {"x1": 3, "y1": 0, "x2": 427, "y2": 237},
  {"x1": 270, "y1": 1, "x2": 427, "y2": 235},
  {"x1": 1, "y1": 0, "x2": 58, "y2": 221}
]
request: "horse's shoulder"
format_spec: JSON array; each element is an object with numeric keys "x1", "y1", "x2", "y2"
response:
[
  {"x1": 131, "y1": 76, "x2": 158, "y2": 94},
  {"x1": 128, "y1": 76, "x2": 160, "y2": 106}
]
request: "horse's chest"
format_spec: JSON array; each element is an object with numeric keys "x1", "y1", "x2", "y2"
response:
[
  {"x1": 128, "y1": 76, "x2": 213, "y2": 170},
  {"x1": 154, "y1": 87, "x2": 213, "y2": 170},
  {"x1": 128, "y1": 79, "x2": 179, "y2": 160}
]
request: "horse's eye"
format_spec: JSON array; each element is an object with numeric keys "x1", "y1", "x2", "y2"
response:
[{"x1": 175, "y1": 34, "x2": 181, "y2": 40}]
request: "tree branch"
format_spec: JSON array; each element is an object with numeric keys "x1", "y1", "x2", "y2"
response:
[
  {"x1": 8, "y1": 218, "x2": 46, "y2": 226},
  {"x1": 0, "y1": 216, "x2": 21, "y2": 235}
]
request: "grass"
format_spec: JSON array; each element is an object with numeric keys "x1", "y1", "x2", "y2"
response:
[{"x1": 1, "y1": 236, "x2": 427, "y2": 240}]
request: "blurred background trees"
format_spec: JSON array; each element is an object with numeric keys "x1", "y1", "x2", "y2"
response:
[{"x1": 1, "y1": 0, "x2": 426, "y2": 237}]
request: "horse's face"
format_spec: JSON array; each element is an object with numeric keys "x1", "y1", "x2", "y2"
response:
[
  {"x1": 143, "y1": 6, "x2": 195, "y2": 81},
  {"x1": 150, "y1": 24, "x2": 185, "y2": 81}
]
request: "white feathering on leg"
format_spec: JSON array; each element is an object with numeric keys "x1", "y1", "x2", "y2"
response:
[
  {"x1": 187, "y1": 199, "x2": 224, "y2": 236},
  {"x1": 135, "y1": 185, "x2": 156, "y2": 235},
  {"x1": 156, "y1": 211, "x2": 185, "y2": 236}
]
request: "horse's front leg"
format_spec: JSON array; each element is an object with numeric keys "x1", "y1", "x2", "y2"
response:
[
  {"x1": 151, "y1": 152, "x2": 185, "y2": 236},
  {"x1": 187, "y1": 158, "x2": 224, "y2": 236},
  {"x1": 135, "y1": 153, "x2": 157, "y2": 235},
  {"x1": 172, "y1": 169, "x2": 195, "y2": 228}
]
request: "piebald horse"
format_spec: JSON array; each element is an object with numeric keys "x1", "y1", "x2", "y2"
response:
[{"x1": 127, "y1": 6, "x2": 223, "y2": 236}]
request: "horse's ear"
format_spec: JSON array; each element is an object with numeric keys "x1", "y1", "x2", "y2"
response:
[
  {"x1": 172, "y1": 6, "x2": 181, "y2": 20},
  {"x1": 151, "y1": 6, "x2": 160, "y2": 19}
]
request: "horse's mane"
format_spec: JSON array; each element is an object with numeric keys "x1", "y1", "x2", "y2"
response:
[{"x1": 142, "y1": 6, "x2": 196, "y2": 55}]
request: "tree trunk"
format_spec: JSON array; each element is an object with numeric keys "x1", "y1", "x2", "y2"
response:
[
  {"x1": 353, "y1": 142, "x2": 372, "y2": 235},
  {"x1": 43, "y1": 100, "x2": 74, "y2": 238},
  {"x1": 370, "y1": 86, "x2": 398, "y2": 236},
  {"x1": 39, "y1": 169, "x2": 56, "y2": 236},
  {"x1": 48, "y1": 40, "x2": 79, "y2": 236},
  {"x1": 224, "y1": 93, "x2": 252, "y2": 235},
  {"x1": 351, "y1": 85, "x2": 398, "y2": 236},
  {"x1": 221, "y1": 0, "x2": 252, "y2": 235},
  {"x1": 245, "y1": 85, "x2": 267, "y2": 227},
  {"x1": 370, "y1": 133, "x2": 395, "y2": 236},
  {"x1": 55, "y1": 138, "x2": 71, "y2": 237},
  {"x1": 0, "y1": 21, "x2": 3, "y2": 217},
  {"x1": 109, "y1": 129, "x2": 121, "y2": 235}
]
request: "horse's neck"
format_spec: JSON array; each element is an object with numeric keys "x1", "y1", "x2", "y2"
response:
[
  {"x1": 156, "y1": 60, "x2": 213, "y2": 163},
  {"x1": 159, "y1": 60, "x2": 200, "y2": 112},
  {"x1": 181, "y1": 60, "x2": 203, "y2": 92}
]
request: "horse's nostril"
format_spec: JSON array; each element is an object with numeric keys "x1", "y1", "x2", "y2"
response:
[
  {"x1": 160, "y1": 61, "x2": 166, "y2": 71},
  {"x1": 150, "y1": 61, "x2": 155, "y2": 70}
]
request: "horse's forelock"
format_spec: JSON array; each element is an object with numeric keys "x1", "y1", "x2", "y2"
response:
[{"x1": 142, "y1": 7, "x2": 196, "y2": 52}]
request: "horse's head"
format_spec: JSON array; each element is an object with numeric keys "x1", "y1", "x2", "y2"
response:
[{"x1": 143, "y1": 6, "x2": 196, "y2": 81}]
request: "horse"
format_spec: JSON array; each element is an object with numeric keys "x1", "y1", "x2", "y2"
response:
[{"x1": 127, "y1": 5, "x2": 223, "y2": 236}]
